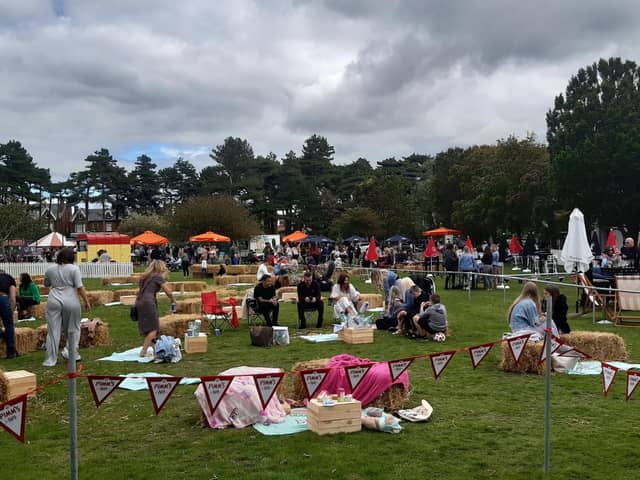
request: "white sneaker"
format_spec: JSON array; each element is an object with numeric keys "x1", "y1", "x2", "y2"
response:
[{"x1": 61, "y1": 347, "x2": 81, "y2": 361}]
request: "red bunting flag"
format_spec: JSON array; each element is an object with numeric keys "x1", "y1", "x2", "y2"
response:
[
  {"x1": 200, "y1": 376, "x2": 234, "y2": 414},
  {"x1": 505, "y1": 333, "x2": 532, "y2": 365},
  {"x1": 88, "y1": 375, "x2": 124, "y2": 407},
  {"x1": 468, "y1": 343, "x2": 495, "y2": 369},
  {"x1": 0, "y1": 394, "x2": 27, "y2": 443},
  {"x1": 558, "y1": 346, "x2": 590, "y2": 359},
  {"x1": 626, "y1": 371, "x2": 640, "y2": 401},
  {"x1": 253, "y1": 372, "x2": 285, "y2": 409},
  {"x1": 146, "y1": 377, "x2": 183, "y2": 415},
  {"x1": 538, "y1": 335, "x2": 562, "y2": 364},
  {"x1": 344, "y1": 363, "x2": 375, "y2": 391},
  {"x1": 601, "y1": 363, "x2": 619, "y2": 397},
  {"x1": 429, "y1": 350, "x2": 457, "y2": 379},
  {"x1": 299, "y1": 368, "x2": 331, "y2": 398},
  {"x1": 387, "y1": 358, "x2": 415, "y2": 381}
]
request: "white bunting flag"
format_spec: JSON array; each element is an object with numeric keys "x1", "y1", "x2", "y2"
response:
[
  {"x1": 146, "y1": 377, "x2": 183, "y2": 415},
  {"x1": 200, "y1": 376, "x2": 234, "y2": 414},
  {"x1": 300, "y1": 369, "x2": 330, "y2": 398},
  {"x1": 344, "y1": 363, "x2": 374, "y2": 391},
  {"x1": 87, "y1": 375, "x2": 124, "y2": 407},
  {"x1": 253, "y1": 372, "x2": 285, "y2": 409},
  {"x1": 538, "y1": 335, "x2": 562, "y2": 364},
  {"x1": 0, "y1": 394, "x2": 27, "y2": 443},
  {"x1": 468, "y1": 343, "x2": 494, "y2": 369},
  {"x1": 601, "y1": 363, "x2": 619, "y2": 397},
  {"x1": 387, "y1": 358, "x2": 415, "y2": 382},
  {"x1": 626, "y1": 371, "x2": 640, "y2": 401},
  {"x1": 506, "y1": 333, "x2": 532, "y2": 365},
  {"x1": 429, "y1": 350, "x2": 457, "y2": 380},
  {"x1": 558, "y1": 347, "x2": 589, "y2": 359}
]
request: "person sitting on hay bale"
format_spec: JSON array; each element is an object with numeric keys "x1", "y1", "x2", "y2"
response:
[
  {"x1": 508, "y1": 281, "x2": 558, "y2": 337},
  {"x1": 17, "y1": 273, "x2": 40, "y2": 320},
  {"x1": 296, "y1": 271, "x2": 324, "y2": 329},
  {"x1": 330, "y1": 273, "x2": 361, "y2": 319},
  {"x1": 393, "y1": 285, "x2": 429, "y2": 336},
  {"x1": 542, "y1": 285, "x2": 570, "y2": 334},
  {"x1": 411, "y1": 294, "x2": 448, "y2": 340}
]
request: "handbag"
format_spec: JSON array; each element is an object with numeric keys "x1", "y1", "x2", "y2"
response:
[
  {"x1": 130, "y1": 306, "x2": 138, "y2": 322},
  {"x1": 250, "y1": 326, "x2": 273, "y2": 347}
]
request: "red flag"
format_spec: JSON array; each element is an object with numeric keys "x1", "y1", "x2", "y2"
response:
[
  {"x1": 87, "y1": 375, "x2": 124, "y2": 407},
  {"x1": 228, "y1": 297, "x2": 239, "y2": 328},
  {"x1": 538, "y1": 335, "x2": 562, "y2": 364},
  {"x1": 509, "y1": 235, "x2": 523, "y2": 255},
  {"x1": 364, "y1": 236, "x2": 378, "y2": 262},
  {"x1": 465, "y1": 236, "x2": 475, "y2": 253},
  {"x1": 146, "y1": 377, "x2": 183, "y2": 415},
  {"x1": 606, "y1": 229, "x2": 619, "y2": 254},
  {"x1": 0, "y1": 394, "x2": 28, "y2": 443},
  {"x1": 505, "y1": 333, "x2": 532, "y2": 365},
  {"x1": 200, "y1": 375, "x2": 234, "y2": 414},
  {"x1": 423, "y1": 237, "x2": 438, "y2": 258}
]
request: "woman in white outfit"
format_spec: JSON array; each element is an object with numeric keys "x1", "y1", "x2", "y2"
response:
[
  {"x1": 330, "y1": 273, "x2": 361, "y2": 319},
  {"x1": 43, "y1": 248, "x2": 91, "y2": 367}
]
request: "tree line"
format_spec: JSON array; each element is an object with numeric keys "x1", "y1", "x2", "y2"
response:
[{"x1": 1, "y1": 57, "x2": 639, "y2": 245}]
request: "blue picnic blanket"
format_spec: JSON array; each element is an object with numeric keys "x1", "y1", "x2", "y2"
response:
[
  {"x1": 568, "y1": 360, "x2": 640, "y2": 375},
  {"x1": 118, "y1": 372, "x2": 202, "y2": 391},
  {"x1": 253, "y1": 409, "x2": 308, "y2": 435},
  {"x1": 98, "y1": 347, "x2": 155, "y2": 363},
  {"x1": 300, "y1": 333, "x2": 339, "y2": 343}
]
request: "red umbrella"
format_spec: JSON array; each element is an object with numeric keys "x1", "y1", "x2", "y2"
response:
[
  {"x1": 606, "y1": 229, "x2": 619, "y2": 254},
  {"x1": 509, "y1": 234, "x2": 523, "y2": 255},
  {"x1": 465, "y1": 235, "x2": 475, "y2": 253},
  {"x1": 364, "y1": 236, "x2": 379, "y2": 262},
  {"x1": 423, "y1": 237, "x2": 438, "y2": 258}
]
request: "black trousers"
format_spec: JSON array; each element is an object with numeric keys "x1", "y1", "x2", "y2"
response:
[
  {"x1": 297, "y1": 301, "x2": 324, "y2": 328},
  {"x1": 258, "y1": 303, "x2": 279, "y2": 326}
]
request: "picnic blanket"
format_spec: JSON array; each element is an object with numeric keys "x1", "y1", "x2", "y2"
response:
[
  {"x1": 300, "y1": 333, "x2": 339, "y2": 343},
  {"x1": 253, "y1": 408, "x2": 308, "y2": 435},
  {"x1": 118, "y1": 372, "x2": 201, "y2": 390},
  {"x1": 98, "y1": 347, "x2": 155, "y2": 363},
  {"x1": 568, "y1": 360, "x2": 640, "y2": 375}
]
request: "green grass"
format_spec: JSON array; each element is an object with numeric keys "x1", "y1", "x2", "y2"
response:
[{"x1": 3, "y1": 271, "x2": 639, "y2": 479}]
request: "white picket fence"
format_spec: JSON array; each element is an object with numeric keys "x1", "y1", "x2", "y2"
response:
[{"x1": 0, "y1": 262, "x2": 134, "y2": 279}]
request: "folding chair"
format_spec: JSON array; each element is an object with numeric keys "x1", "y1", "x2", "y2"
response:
[
  {"x1": 613, "y1": 275, "x2": 640, "y2": 326},
  {"x1": 246, "y1": 297, "x2": 265, "y2": 326},
  {"x1": 576, "y1": 273, "x2": 614, "y2": 323},
  {"x1": 201, "y1": 291, "x2": 233, "y2": 332}
]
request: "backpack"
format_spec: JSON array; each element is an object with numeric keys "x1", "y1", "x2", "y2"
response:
[{"x1": 410, "y1": 275, "x2": 435, "y2": 296}]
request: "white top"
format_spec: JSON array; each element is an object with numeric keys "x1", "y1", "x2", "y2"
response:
[
  {"x1": 256, "y1": 263, "x2": 270, "y2": 281},
  {"x1": 330, "y1": 283, "x2": 360, "y2": 302}
]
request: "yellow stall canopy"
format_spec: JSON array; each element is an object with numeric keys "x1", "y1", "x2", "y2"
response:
[{"x1": 76, "y1": 232, "x2": 131, "y2": 263}]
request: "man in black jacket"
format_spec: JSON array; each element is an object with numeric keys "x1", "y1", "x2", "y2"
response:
[{"x1": 296, "y1": 271, "x2": 324, "y2": 329}]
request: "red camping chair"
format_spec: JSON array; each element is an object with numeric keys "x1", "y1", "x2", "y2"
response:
[{"x1": 201, "y1": 291, "x2": 237, "y2": 332}]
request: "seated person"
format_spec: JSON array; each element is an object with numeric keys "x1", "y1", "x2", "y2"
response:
[
  {"x1": 296, "y1": 271, "x2": 324, "y2": 329},
  {"x1": 17, "y1": 273, "x2": 41, "y2": 319},
  {"x1": 256, "y1": 259, "x2": 270, "y2": 281},
  {"x1": 318, "y1": 259, "x2": 335, "y2": 291},
  {"x1": 543, "y1": 285, "x2": 570, "y2": 334},
  {"x1": 508, "y1": 281, "x2": 558, "y2": 336},
  {"x1": 394, "y1": 285, "x2": 430, "y2": 335},
  {"x1": 620, "y1": 237, "x2": 639, "y2": 268},
  {"x1": 382, "y1": 269, "x2": 400, "y2": 309},
  {"x1": 412, "y1": 294, "x2": 448, "y2": 338},
  {"x1": 253, "y1": 275, "x2": 279, "y2": 326},
  {"x1": 330, "y1": 273, "x2": 361, "y2": 319}
]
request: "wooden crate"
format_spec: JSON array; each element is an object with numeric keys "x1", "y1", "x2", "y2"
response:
[
  {"x1": 184, "y1": 333, "x2": 208, "y2": 353},
  {"x1": 2, "y1": 370, "x2": 37, "y2": 401},
  {"x1": 340, "y1": 327, "x2": 374, "y2": 344},
  {"x1": 307, "y1": 398, "x2": 362, "y2": 435}
]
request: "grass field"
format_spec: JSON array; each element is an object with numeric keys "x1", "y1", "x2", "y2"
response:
[{"x1": 2, "y1": 270, "x2": 639, "y2": 480}]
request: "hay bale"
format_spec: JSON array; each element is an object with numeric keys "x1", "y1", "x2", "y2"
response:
[
  {"x1": 182, "y1": 281, "x2": 208, "y2": 292},
  {"x1": 0, "y1": 328, "x2": 37, "y2": 357},
  {"x1": 225, "y1": 265, "x2": 246, "y2": 275},
  {"x1": 499, "y1": 342, "x2": 546, "y2": 375},
  {"x1": 36, "y1": 325, "x2": 66, "y2": 349},
  {"x1": 31, "y1": 275, "x2": 45, "y2": 283},
  {"x1": 357, "y1": 293, "x2": 384, "y2": 309},
  {"x1": 176, "y1": 298, "x2": 202, "y2": 314},
  {"x1": 87, "y1": 290, "x2": 115, "y2": 306},
  {"x1": 28, "y1": 302, "x2": 47, "y2": 319},
  {"x1": 101, "y1": 276, "x2": 131, "y2": 285},
  {"x1": 159, "y1": 314, "x2": 209, "y2": 337},
  {"x1": 291, "y1": 358, "x2": 332, "y2": 400},
  {"x1": 38, "y1": 286, "x2": 49, "y2": 295},
  {"x1": 238, "y1": 274, "x2": 256, "y2": 284},
  {"x1": 216, "y1": 275, "x2": 240, "y2": 285},
  {"x1": 126, "y1": 274, "x2": 143, "y2": 283},
  {"x1": 112, "y1": 289, "x2": 139, "y2": 300},
  {"x1": 277, "y1": 286, "x2": 297, "y2": 298},
  {"x1": 244, "y1": 265, "x2": 259, "y2": 274},
  {"x1": 79, "y1": 320, "x2": 110, "y2": 348},
  {"x1": 0, "y1": 372, "x2": 6, "y2": 403},
  {"x1": 560, "y1": 331, "x2": 628, "y2": 361}
]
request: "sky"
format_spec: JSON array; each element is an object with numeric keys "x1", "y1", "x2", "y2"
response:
[{"x1": 2, "y1": 0, "x2": 639, "y2": 180}]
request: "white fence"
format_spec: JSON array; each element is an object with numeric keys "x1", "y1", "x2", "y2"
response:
[{"x1": 0, "y1": 262, "x2": 134, "y2": 279}]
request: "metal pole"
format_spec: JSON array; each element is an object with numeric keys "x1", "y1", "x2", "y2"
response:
[
  {"x1": 69, "y1": 342, "x2": 78, "y2": 480},
  {"x1": 544, "y1": 297, "x2": 553, "y2": 474}
]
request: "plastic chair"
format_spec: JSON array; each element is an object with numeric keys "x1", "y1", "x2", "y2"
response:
[{"x1": 201, "y1": 291, "x2": 232, "y2": 332}]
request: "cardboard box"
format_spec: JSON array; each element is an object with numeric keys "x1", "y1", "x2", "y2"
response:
[
  {"x1": 340, "y1": 327, "x2": 374, "y2": 344},
  {"x1": 3, "y1": 370, "x2": 37, "y2": 400},
  {"x1": 184, "y1": 333, "x2": 208, "y2": 353},
  {"x1": 307, "y1": 398, "x2": 362, "y2": 435}
]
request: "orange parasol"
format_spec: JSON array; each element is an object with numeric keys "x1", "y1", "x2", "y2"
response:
[
  {"x1": 130, "y1": 230, "x2": 169, "y2": 246},
  {"x1": 189, "y1": 231, "x2": 231, "y2": 243},
  {"x1": 282, "y1": 230, "x2": 308, "y2": 243},
  {"x1": 364, "y1": 236, "x2": 379, "y2": 262},
  {"x1": 422, "y1": 226, "x2": 462, "y2": 237}
]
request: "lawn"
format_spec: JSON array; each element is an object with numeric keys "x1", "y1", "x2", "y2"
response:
[{"x1": 2, "y1": 270, "x2": 639, "y2": 480}]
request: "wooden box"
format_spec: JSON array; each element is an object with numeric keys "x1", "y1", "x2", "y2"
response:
[
  {"x1": 3, "y1": 370, "x2": 37, "y2": 400},
  {"x1": 184, "y1": 333, "x2": 208, "y2": 353},
  {"x1": 307, "y1": 398, "x2": 362, "y2": 435},
  {"x1": 340, "y1": 327, "x2": 374, "y2": 344}
]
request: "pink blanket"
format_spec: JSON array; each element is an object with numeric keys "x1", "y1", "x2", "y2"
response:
[{"x1": 320, "y1": 354, "x2": 409, "y2": 406}]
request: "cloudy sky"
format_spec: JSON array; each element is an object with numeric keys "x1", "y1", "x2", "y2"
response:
[{"x1": 1, "y1": 0, "x2": 639, "y2": 180}]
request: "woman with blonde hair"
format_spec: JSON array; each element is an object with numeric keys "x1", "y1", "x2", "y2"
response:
[
  {"x1": 135, "y1": 260, "x2": 176, "y2": 357},
  {"x1": 507, "y1": 281, "x2": 542, "y2": 332}
]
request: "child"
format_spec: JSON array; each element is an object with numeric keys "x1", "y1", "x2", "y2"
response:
[{"x1": 201, "y1": 257, "x2": 208, "y2": 277}]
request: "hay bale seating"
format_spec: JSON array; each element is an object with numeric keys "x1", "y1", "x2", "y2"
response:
[
  {"x1": 159, "y1": 314, "x2": 209, "y2": 338},
  {"x1": 357, "y1": 294, "x2": 384, "y2": 310},
  {"x1": 290, "y1": 358, "x2": 408, "y2": 411},
  {"x1": 181, "y1": 281, "x2": 208, "y2": 292},
  {"x1": 277, "y1": 286, "x2": 297, "y2": 299},
  {"x1": 238, "y1": 274, "x2": 256, "y2": 284},
  {"x1": 112, "y1": 289, "x2": 140, "y2": 301},
  {"x1": 0, "y1": 328, "x2": 38, "y2": 357},
  {"x1": 244, "y1": 265, "x2": 259, "y2": 274},
  {"x1": 101, "y1": 276, "x2": 133, "y2": 285},
  {"x1": 35, "y1": 320, "x2": 110, "y2": 349},
  {"x1": 87, "y1": 290, "x2": 115, "y2": 306},
  {"x1": 499, "y1": 342, "x2": 546, "y2": 375},
  {"x1": 216, "y1": 275, "x2": 241, "y2": 285},
  {"x1": 126, "y1": 274, "x2": 143, "y2": 283},
  {"x1": 224, "y1": 265, "x2": 248, "y2": 275},
  {"x1": 560, "y1": 331, "x2": 628, "y2": 361},
  {"x1": 175, "y1": 298, "x2": 202, "y2": 314},
  {"x1": 28, "y1": 302, "x2": 47, "y2": 319}
]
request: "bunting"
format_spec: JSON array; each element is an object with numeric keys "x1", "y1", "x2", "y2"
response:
[
  {"x1": 146, "y1": 377, "x2": 183, "y2": 414},
  {"x1": 468, "y1": 343, "x2": 494, "y2": 369},
  {"x1": 344, "y1": 363, "x2": 375, "y2": 390},
  {"x1": 626, "y1": 371, "x2": 640, "y2": 401},
  {"x1": 88, "y1": 375, "x2": 125, "y2": 407},
  {"x1": 505, "y1": 333, "x2": 532, "y2": 365},
  {"x1": 601, "y1": 363, "x2": 619, "y2": 397},
  {"x1": 253, "y1": 372, "x2": 285, "y2": 409},
  {"x1": 0, "y1": 394, "x2": 27, "y2": 443},
  {"x1": 429, "y1": 350, "x2": 457, "y2": 380},
  {"x1": 387, "y1": 358, "x2": 416, "y2": 382},
  {"x1": 299, "y1": 368, "x2": 331, "y2": 399}
]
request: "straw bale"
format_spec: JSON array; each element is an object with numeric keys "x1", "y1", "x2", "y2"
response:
[
  {"x1": 165, "y1": 282, "x2": 184, "y2": 292},
  {"x1": 0, "y1": 372, "x2": 6, "y2": 403},
  {"x1": 101, "y1": 276, "x2": 131, "y2": 285},
  {"x1": 0, "y1": 327, "x2": 37, "y2": 357},
  {"x1": 176, "y1": 298, "x2": 202, "y2": 314},
  {"x1": 225, "y1": 265, "x2": 247, "y2": 275},
  {"x1": 244, "y1": 265, "x2": 259, "y2": 274},
  {"x1": 112, "y1": 289, "x2": 139, "y2": 300},
  {"x1": 234, "y1": 274, "x2": 253, "y2": 284},
  {"x1": 36, "y1": 325, "x2": 65, "y2": 349},
  {"x1": 499, "y1": 342, "x2": 546, "y2": 375},
  {"x1": 216, "y1": 275, "x2": 239, "y2": 285},
  {"x1": 291, "y1": 358, "x2": 332, "y2": 400},
  {"x1": 31, "y1": 275, "x2": 45, "y2": 283},
  {"x1": 28, "y1": 302, "x2": 47, "y2": 319},
  {"x1": 357, "y1": 293, "x2": 384, "y2": 309},
  {"x1": 277, "y1": 286, "x2": 297, "y2": 299},
  {"x1": 560, "y1": 331, "x2": 628, "y2": 361},
  {"x1": 38, "y1": 286, "x2": 49, "y2": 295},
  {"x1": 86, "y1": 290, "x2": 115, "y2": 306},
  {"x1": 182, "y1": 281, "x2": 208, "y2": 292},
  {"x1": 159, "y1": 314, "x2": 209, "y2": 337},
  {"x1": 366, "y1": 383, "x2": 408, "y2": 411},
  {"x1": 79, "y1": 320, "x2": 110, "y2": 348}
]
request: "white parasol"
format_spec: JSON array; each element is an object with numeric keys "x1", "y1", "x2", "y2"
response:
[{"x1": 559, "y1": 208, "x2": 594, "y2": 272}]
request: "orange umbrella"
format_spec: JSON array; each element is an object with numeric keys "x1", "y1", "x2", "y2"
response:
[
  {"x1": 364, "y1": 236, "x2": 379, "y2": 262},
  {"x1": 422, "y1": 226, "x2": 462, "y2": 237},
  {"x1": 509, "y1": 234, "x2": 523, "y2": 255},
  {"x1": 423, "y1": 237, "x2": 438, "y2": 258},
  {"x1": 282, "y1": 230, "x2": 307, "y2": 243},
  {"x1": 605, "y1": 229, "x2": 619, "y2": 254},
  {"x1": 189, "y1": 231, "x2": 231, "y2": 243},
  {"x1": 465, "y1": 235, "x2": 475, "y2": 253},
  {"x1": 130, "y1": 230, "x2": 169, "y2": 246}
]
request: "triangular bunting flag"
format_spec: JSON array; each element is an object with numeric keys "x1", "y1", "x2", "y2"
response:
[
  {"x1": 468, "y1": 343, "x2": 494, "y2": 369},
  {"x1": 0, "y1": 394, "x2": 27, "y2": 443},
  {"x1": 558, "y1": 347, "x2": 589, "y2": 359},
  {"x1": 200, "y1": 376, "x2": 234, "y2": 414},
  {"x1": 506, "y1": 333, "x2": 532, "y2": 365},
  {"x1": 146, "y1": 377, "x2": 183, "y2": 415},
  {"x1": 626, "y1": 371, "x2": 640, "y2": 401},
  {"x1": 387, "y1": 358, "x2": 415, "y2": 382},
  {"x1": 539, "y1": 335, "x2": 562, "y2": 364},
  {"x1": 429, "y1": 350, "x2": 457, "y2": 380},
  {"x1": 87, "y1": 375, "x2": 125, "y2": 407},
  {"x1": 299, "y1": 369, "x2": 331, "y2": 398},
  {"x1": 601, "y1": 362, "x2": 619, "y2": 397},
  {"x1": 253, "y1": 372, "x2": 285, "y2": 409},
  {"x1": 344, "y1": 363, "x2": 375, "y2": 391}
]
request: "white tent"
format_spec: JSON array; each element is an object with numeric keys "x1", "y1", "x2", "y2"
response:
[
  {"x1": 29, "y1": 232, "x2": 75, "y2": 248},
  {"x1": 560, "y1": 208, "x2": 594, "y2": 272}
]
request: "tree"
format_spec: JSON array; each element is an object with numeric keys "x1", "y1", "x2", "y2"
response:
[
  {"x1": 430, "y1": 147, "x2": 465, "y2": 228},
  {"x1": 128, "y1": 155, "x2": 160, "y2": 214},
  {"x1": 329, "y1": 207, "x2": 384, "y2": 240},
  {"x1": 118, "y1": 213, "x2": 169, "y2": 238},
  {"x1": 158, "y1": 158, "x2": 200, "y2": 209},
  {"x1": 0, "y1": 202, "x2": 47, "y2": 250},
  {"x1": 0, "y1": 140, "x2": 49, "y2": 205},
  {"x1": 208, "y1": 137, "x2": 256, "y2": 197},
  {"x1": 547, "y1": 57, "x2": 640, "y2": 228}
]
